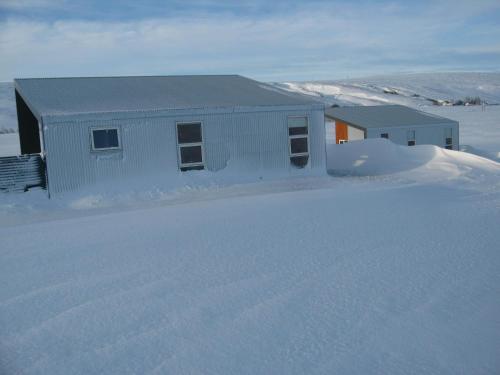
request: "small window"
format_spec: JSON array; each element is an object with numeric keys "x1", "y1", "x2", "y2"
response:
[
  {"x1": 407, "y1": 130, "x2": 415, "y2": 146},
  {"x1": 381, "y1": 133, "x2": 389, "y2": 139},
  {"x1": 288, "y1": 116, "x2": 309, "y2": 168},
  {"x1": 445, "y1": 128, "x2": 453, "y2": 148},
  {"x1": 177, "y1": 122, "x2": 204, "y2": 171},
  {"x1": 338, "y1": 139, "x2": 348, "y2": 144},
  {"x1": 290, "y1": 137, "x2": 308, "y2": 154},
  {"x1": 91, "y1": 128, "x2": 120, "y2": 150}
]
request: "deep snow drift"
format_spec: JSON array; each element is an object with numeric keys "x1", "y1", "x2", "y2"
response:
[{"x1": 1, "y1": 138, "x2": 499, "y2": 374}]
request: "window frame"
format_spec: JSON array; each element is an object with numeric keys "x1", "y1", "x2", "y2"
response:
[
  {"x1": 90, "y1": 127, "x2": 121, "y2": 151},
  {"x1": 288, "y1": 116, "x2": 309, "y2": 158},
  {"x1": 176, "y1": 121, "x2": 205, "y2": 171}
]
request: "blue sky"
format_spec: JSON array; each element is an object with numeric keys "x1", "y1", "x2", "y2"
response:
[{"x1": 0, "y1": 0, "x2": 499, "y2": 82}]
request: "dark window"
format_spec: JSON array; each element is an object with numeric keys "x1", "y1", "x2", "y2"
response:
[
  {"x1": 445, "y1": 145, "x2": 453, "y2": 150},
  {"x1": 288, "y1": 116, "x2": 309, "y2": 168},
  {"x1": 289, "y1": 126, "x2": 308, "y2": 136},
  {"x1": 408, "y1": 140, "x2": 416, "y2": 146},
  {"x1": 180, "y1": 145, "x2": 203, "y2": 164},
  {"x1": 381, "y1": 133, "x2": 389, "y2": 139},
  {"x1": 290, "y1": 155, "x2": 309, "y2": 168},
  {"x1": 177, "y1": 123, "x2": 202, "y2": 144},
  {"x1": 446, "y1": 137, "x2": 452, "y2": 145},
  {"x1": 339, "y1": 140, "x2": 348, "y2": 144},
  {"x1": 290, "y1": 137, "x2": 308, "y2": 154},
  {"x1": 177, "y1": 122, "x2": 204, "y2": 170},
  {"x1": 92, "y1": 128, "x2": 120, "y2": 150}
]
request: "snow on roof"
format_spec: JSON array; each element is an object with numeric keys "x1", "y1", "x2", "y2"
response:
[
  {"x1": 14, "y1": 75, "x2": 319, "y2": 118},
  {"x1": 325, "y1": 105, "x2": 457, "y2": 129}
]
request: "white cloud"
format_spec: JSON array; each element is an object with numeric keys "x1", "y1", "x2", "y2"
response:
[
  {"x1": 0, "y1": 0, "x2": 63, "y2": 10},
  {"x1": 0, "y1": 1, "x2": 499, "y2": 81}
]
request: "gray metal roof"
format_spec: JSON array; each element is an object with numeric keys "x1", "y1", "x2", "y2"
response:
[
  {"x1": 15, "y1": 75, "x2": 319, "y2": 119},
  {"x1": 325, "y1": 105, "x2": 457, "y2": 129}
]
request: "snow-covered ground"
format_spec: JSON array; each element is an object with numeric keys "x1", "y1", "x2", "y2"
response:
[
  {"x1": 1, "y1": 73, "x2": 500, "y2": 374},
  {"x1": 1, "y1": 138, "x2": 500, "y2": 374}
]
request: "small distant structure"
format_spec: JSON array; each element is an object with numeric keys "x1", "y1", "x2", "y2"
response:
[
  {"x1": 325, "y1": 105, "x2": 459, "y2": 150},
  {"x1": 14, "y1": 75, "x2": 326, "y2": 196}
]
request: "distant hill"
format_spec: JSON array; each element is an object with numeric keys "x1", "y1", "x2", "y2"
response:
[
  {"x1": 0, "y1": 82, "x2": 16, "y2": 133},
  {"x1": 272, "y1": 72, "x2": 500, "y2": 108}
]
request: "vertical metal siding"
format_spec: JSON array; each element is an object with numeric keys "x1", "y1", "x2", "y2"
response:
[
  {"x1": 44, "y1": 106, "x2": 326, "y2": 194},
  {"x1": 365, "y1": 122, "x2": 459, "y2": 150}
]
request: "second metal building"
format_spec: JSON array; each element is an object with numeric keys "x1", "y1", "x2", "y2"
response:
[{"x1": 325, "y1": 105, "x2": 459, "y2": 150}]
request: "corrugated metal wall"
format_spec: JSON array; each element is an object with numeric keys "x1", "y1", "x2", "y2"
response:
[
  {"x1": 43, "y1": 106, "x2": 326, "y2": 194},
  {"x1": 365, "y1": 122, "x2": 459, "y2": 150}
]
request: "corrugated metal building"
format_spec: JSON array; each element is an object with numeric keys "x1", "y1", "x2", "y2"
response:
[
  {"x1": 325, "y1": 105, "x2": 459, "y2": 149},
  {"x1": 14, "y1": 75, "x2": 326, "y2": 195}
]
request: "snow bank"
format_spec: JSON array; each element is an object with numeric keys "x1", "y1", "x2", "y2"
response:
[{"x1": 327, "y1": 138, "x2": 500, "y2": 183}]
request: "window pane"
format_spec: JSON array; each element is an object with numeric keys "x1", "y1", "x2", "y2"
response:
[
  {"x1": 178, "y1": 123, "x2": 202, "y2": 144},
  {"x1": 290, "y1": 155, "x2": 309, "y2": 168},
  {"x1": 446, "y1": 137, "x2": 452, "y2": 145},
  {"x1": 408, "y1": 140, "x2": 415, "y2": 146},
  {"x1": 180, "y1": 145, "x2": 202, "y2": 164},
  {"x1": 289, "y1": 126, "x2": 308, "y2": 136},
  {"x1": 107, "y1": 129, "x2": 119, "y2": 148},
  {"x1": 445, "y1": 145, "x2": 453, "y2": 150},
  {"x1": 288, "y1": 117, "x2": 307, "y2": 128},
  {"x1": 381, "y1": 133, "x2": 389, "y2": 139},
  {"x1": 93, "y1": 129, "x2": 119, "y2": 149},
  {"x1": 290, "y1": 137, "x2": 308, "y2": 154},
  {"x1": 93, "y1": 130, "x2": 108, "y2": 149}
]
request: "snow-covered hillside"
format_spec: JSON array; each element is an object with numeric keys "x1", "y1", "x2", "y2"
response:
[
  {"x1": 0, "y1": 82, "x2": 16, "y2": 134},
  {"x1": 274, "y1": 72, "x2": 500, "y2": 107}
]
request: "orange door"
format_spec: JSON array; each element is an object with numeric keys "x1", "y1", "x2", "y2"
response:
[{"x1": 336, "y1": 121, "x2": 348, "y2": 144}]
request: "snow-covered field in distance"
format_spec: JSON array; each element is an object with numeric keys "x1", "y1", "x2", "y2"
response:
[
  {"x1": 1, "y1": 73, "x2": 500, "y2": 374},
  {"x1": 0, "y1": 81, "x2": 15, "y2": 134},
  {"x1": 273, "y1": 72, "x2": 500, "y2": 107}
]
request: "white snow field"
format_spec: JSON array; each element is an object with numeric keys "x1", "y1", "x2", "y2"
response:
[{"x1": 1, "y1": 138, "x2": 500, "y2": 374}]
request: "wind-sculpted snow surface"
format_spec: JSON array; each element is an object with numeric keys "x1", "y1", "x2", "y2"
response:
[{"x1": 1, "y1": 140, "x2": 500, "y2": 374}]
